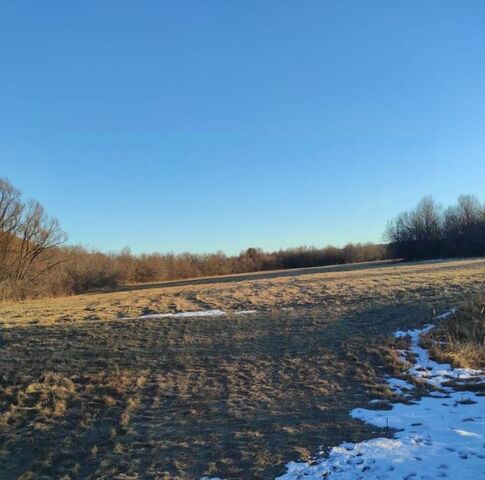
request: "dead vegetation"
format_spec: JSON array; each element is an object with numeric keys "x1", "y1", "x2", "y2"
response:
[
  {"x1": 2, "y1": 258, "x2": 485, "y2": 328},
  {"x1": 423, "y1": 294, "x2": 485, "y2": 369},
  {"x1": 0, "y1": 258, "x2": 484, "y2": 479}
]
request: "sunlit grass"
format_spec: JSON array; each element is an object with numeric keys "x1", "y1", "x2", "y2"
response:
[
  {"x1": 424, "y1": 295, "x2": 485, "y2": 369},
  {"x1": 1, "y1": 258, "x2": 485, "y2": 478}
]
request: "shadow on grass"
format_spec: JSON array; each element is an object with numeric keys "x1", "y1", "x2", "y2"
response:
[{"x1": 0, "y1": 301, "x2": 432, "y2": 479}]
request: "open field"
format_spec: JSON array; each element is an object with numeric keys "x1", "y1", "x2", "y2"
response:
[
  {"x1": 100, "y1": 259, "x2": 400, "y2": 293},
  {"x1": 1, "y1": 258, "x2": 485, "y2": 479}
]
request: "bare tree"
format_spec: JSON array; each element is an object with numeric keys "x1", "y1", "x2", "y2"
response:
[
  {"x1": 386, "y1": 194, "x2": 485, "y2": 260},
  {"x1": 0, "y1": 179, "x2": 23, "y2": 283},
  {"x1": 14, "y1": 200, "x2": 67, "y2": 282},
  {"x1": 0, "y1": 178, "x2": 66, "y2": 298},
  {"x1": 443, "y1": 195, "x2": 484, "y2": 256},
  {"x1": 385, "y1": 196, "x2": 443, "y2": 259}
]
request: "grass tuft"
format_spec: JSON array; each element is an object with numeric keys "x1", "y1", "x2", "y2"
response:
[{"x1": 424, "y1": 295, "x2": 485, "y2": 369}]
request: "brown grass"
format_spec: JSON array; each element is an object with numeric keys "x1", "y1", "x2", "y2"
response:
[
  {"x1": 0, "y1": 258, "x2": 485, "y2": 479},
  {"x1": 423, "y1": 294, "x2": 485, "y2": 369},
  {"x1": 2, "y1": 258, "x2": 485, "y2": 328}
]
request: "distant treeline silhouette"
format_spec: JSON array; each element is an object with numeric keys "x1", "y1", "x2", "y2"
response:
[
  {"x1": 385, "y1": 195, "x2": 485, "y2": 260},
  {"x1": 1, "y1": 176, "x2": 484, "y2": 300}
]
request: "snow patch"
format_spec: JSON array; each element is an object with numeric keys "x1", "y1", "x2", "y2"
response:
[
  {"x1": 135, "y1": 309, "x2": 259, "y2": 320},
  {"x1": 386, "y1": 377, "x2": 414, "y2": 395},
  {"x1": 202, "y1": 310, "x2": 484, "y2": 479},
  {"x1": 138, "y1": 309, "x2": 226, "y2": 319},
  {"x1": 275, "y1": 311, "x2": 485, "y2": 479}
]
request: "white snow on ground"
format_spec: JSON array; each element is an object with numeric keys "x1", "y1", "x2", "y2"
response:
[
  {"x1": 134, "y1": 309, "x2": 261, "y2": 320},
  {"x1": 137, "y1": 309, "x2": 226, "y2": 319},
  {"x1": 386, "y1": 377, "x2": 414, "y2": 395},
  {"x1": 201, "y1": 310, "x2": 485, "y2": 480},
  {"x1": 275, "y1": 311, "x2": 485, "y2": 480}
]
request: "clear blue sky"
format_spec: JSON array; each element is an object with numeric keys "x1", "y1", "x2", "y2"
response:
[{"x1": 1, "y1": 1, "x2": 484, "y2": 254}]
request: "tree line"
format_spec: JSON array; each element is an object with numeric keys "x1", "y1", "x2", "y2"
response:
[
  {"x1": 46, "y1": 242, "x2": 385, "y2": 297},
  {"x1": 0, "y1": 178, "x2": 386, "y2": 300},
  {"x1": 385, "y1": 195, "x2": 485, "y2": 260},
  {"x1": 1, "y1": 177, "x2": 484, "y2": 301}
]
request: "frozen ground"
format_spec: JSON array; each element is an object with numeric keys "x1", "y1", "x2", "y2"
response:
[{"x1": 276, "y1": 311, "x2": 484, "y2": 480}]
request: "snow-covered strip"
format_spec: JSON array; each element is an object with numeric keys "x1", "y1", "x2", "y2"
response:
[
  {"x1": 433, "y1": 308, "x2": 457, "y2": 320},
  {"x1": 275, "y1": 312, "x2": 485, "y2": 480},
  {"x1": 393, "y1": 319, "x2": 483, "y2": 389},
  {"x1": 135, "y1": 309, "x2": 259, "y2": 319},
  {"x1": 137, "y1": 309, "x2": 226, "y2": 319}
]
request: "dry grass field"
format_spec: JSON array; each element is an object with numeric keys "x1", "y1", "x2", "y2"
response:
[{"x1": 1, "y1": 258, "x2": 485, "y2": 479}]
